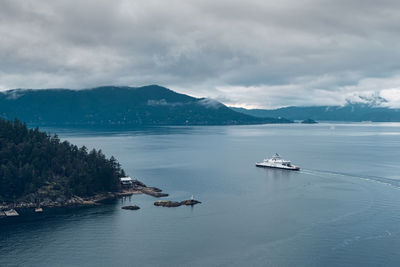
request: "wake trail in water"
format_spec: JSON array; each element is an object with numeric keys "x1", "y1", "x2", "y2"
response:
[{"x1": 300, "y1": 168, "x2": 400, "y2": 189}]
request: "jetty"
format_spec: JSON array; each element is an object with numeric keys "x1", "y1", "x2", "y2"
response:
[
  {"x1": 35, "y1": 207, "x2": 43, "y2": 213},
  {"x1": 4, "y1": 209, "x2": 19, "y2": 217}
]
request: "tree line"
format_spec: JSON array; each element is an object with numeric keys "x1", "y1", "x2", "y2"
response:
[{"x1": 0, "y1": 118, "x2": 125, "y2": 202}]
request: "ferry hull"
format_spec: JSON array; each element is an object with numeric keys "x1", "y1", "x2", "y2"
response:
[{"x1": 255, "y1": 163, "x2": 300, "y2": 171}]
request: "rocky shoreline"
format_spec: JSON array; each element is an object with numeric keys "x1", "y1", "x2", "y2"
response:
[
  {"x1": 0, "y1": 181, "x2": 167, "y2": 217},
  {"x1": 1, "y1": 179, "x2": 201, "y2": 218}
]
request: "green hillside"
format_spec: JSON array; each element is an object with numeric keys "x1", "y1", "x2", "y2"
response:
[{"x1": 0, "y1": 85, "x2": 292, "y2": 126}]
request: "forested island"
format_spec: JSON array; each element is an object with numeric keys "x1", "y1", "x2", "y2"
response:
[{"x1": 0, "y1": 118, "x2": 125, "y2": 208}]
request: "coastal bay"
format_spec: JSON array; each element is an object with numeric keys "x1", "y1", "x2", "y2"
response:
[{"x1": 1, "y1": 123, "x2": 400, "y2": 266}]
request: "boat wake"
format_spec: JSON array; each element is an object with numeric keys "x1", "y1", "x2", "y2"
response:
[{"x1": 300, "y1": 168, "x2": 400, "y2": 190}]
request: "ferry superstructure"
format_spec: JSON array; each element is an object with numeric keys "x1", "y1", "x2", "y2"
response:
[{"x1": 256, "y1": 153, "x2": 300, "y2": 170}]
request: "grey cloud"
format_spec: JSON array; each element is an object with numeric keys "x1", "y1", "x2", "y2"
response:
[
  {"x1": 1, "y1": 0, "x2": 400, "y2": 107},
  {"x1": 197, "y1": 98, "x2": 223, "y2": 109}
]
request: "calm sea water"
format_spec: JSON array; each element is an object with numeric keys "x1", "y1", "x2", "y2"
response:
[{"x1": 1, "y1": 123, "x2": 400, "y2": 266}]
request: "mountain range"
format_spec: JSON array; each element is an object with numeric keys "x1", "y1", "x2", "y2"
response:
[
  {"x1": 0, "y1": 85, "x2": 291, "y2": 126},
  {"x1": 231, "y1": 104, "x2": 400, "y2": 122}
]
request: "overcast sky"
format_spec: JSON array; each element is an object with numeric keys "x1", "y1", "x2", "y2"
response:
[{"x1": 1, "y1": 0, "x2": 400, "y2": 108}]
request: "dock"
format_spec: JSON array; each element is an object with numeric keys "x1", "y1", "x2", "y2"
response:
[
  {"x1": 35, "y1": 207, "x2": 43, "y2": 213},
  {"x1": 4, "y1": 209, "x2": 19, "y2": 217}
]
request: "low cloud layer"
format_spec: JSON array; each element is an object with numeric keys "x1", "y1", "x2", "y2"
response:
[{"x1": 1, "y1": 0, "x2": 400, "y2": 108}]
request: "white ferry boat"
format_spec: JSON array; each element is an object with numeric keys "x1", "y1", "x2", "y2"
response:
[{"x1": 256, "y1": 153, "x2": 300, "y2": 170}]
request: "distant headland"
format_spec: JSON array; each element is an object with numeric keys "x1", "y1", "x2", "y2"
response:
[{"x1": 231, "y1": 104, "x2": 400, "y2": 122}]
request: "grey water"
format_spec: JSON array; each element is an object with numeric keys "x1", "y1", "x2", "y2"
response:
[{"x1": 1, "y1": 123, "x2": 400, "y2": 266}]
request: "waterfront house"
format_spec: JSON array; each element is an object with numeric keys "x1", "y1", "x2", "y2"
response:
[{"x1": 120, "y1": 177, "x2": 133, "y2": 187}]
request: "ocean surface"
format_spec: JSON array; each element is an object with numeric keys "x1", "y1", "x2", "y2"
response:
[{"x1": 1, "y1": 123, "x2": 400, "y2": 266}]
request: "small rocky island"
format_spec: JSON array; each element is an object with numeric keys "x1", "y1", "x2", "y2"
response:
[
  {"x1": 154, "y1": 199, "x2": 201, "y2": 207},
  {"x1": 121, "y1": 205, "x2": 140, "y2": 210}
]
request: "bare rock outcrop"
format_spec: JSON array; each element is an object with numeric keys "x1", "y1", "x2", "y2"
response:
[
  {"x1": 121, "y1": 205, "x2": 140, "y2": 210},
  {"x1": 154, "y1": 199, "x2": 201, "y2": 208}
]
